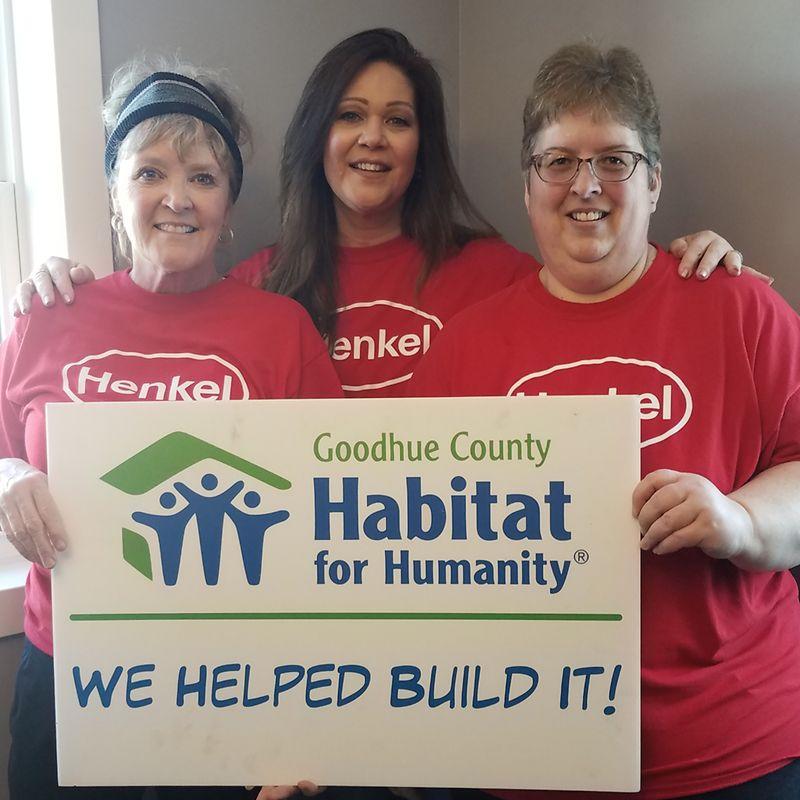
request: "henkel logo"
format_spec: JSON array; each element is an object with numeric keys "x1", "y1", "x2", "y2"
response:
[
  {"x1": 101, "y1": 432, "x2": 290, "y2": 586},
  {"x1": 508, "y1": 357, "x2": 693, "y2": 448},
  {"x1": 332, "y1": 300, "x2": 443, "y2": 392},
  {"x1": 61, "y1": 350, "x2": 249, "y2": 402}
]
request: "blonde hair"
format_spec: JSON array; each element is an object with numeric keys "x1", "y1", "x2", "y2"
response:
[{"x1": 104, "y1": 56, "x2": 251, "y2": 258}]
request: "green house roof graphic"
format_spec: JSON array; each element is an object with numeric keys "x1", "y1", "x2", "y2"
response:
[{"x1": 101, "y1": 431, "x2": 291, "y2": 495}]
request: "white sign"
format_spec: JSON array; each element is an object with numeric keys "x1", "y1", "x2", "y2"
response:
[{"x1": 49, "y1": 396, "x2": 640, "y2": 791}]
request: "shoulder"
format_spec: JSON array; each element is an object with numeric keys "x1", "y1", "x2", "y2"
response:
[
  {"x1": 437, "y1": 274, "x2": 536, "y2": 346},
  {"x1": 655, "y1": 247, "x2": 796, "y2": 322},
  {"x1": 456, "y1": 237, "x2": 537, "y2": 268},
  {"x1": 220, "y1": 277, "x2": 308, "y2": 319},
  {"x1": 228, "y1": 246, "x2": 275, "y2": 287},
  {"x1": 432, "y1": 237, "x2": 537, "y2": 290}
]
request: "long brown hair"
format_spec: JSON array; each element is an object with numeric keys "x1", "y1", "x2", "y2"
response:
[{"x1": 267, "y1": 28, "x2": 497, "y2": 337}]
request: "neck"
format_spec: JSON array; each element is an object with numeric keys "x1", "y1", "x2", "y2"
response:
[
  {"x1": 539, "y1": 244, "x2": 656, "y2": 304},
  {"x1": 334, "y1": 202, "x2": 403, "y2": 248},
  {"x1": 130, "y1": 261, "x2": 220, "y2": 294}
]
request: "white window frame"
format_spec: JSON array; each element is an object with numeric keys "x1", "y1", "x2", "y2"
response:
[{"x1": 0, "y1": 0, "x2": 111, "y2": 637}]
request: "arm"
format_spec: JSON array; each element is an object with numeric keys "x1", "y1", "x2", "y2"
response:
[
  {"x1": 12, "y1": 257, "x2": 96, "y2": 315},
  {"x1": 634, "y1": 463, "x2": 800, "y2": 571},
  {"x1": 668, "y1": 230, "x2": 772, "y2": 283}
]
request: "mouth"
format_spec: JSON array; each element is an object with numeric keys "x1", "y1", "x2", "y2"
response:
[
  {"x1": 349, "y1": 161, "x2": 390, "y2": 173},
  {"x1": 567, "y1": 210, "x2": 609, "y2": 222},
  {"x1": 154, "y1": 223, "x2": 198, "y2": 234}
]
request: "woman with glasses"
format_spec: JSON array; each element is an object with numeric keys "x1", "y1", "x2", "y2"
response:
[{"x1": 412, "y1": 42, "x2": 800, "y2": 799}]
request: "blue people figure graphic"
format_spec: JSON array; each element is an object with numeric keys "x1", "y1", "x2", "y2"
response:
[
  {"x1": 173, "y1": 474, "x2": 244, "y2": 585},
  {"x1": 225, "y1": 491, "x2": 290, "y2": 585},
  {"x1": 131, "y1": 491, "x2": 196, "y2": 585}
]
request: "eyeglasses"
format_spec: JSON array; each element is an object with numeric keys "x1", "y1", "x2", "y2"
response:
[{"x1": 530, "y1": 150, "x2": 652, "y2": 184}]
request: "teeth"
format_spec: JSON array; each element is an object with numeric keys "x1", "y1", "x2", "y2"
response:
[
  {"x1": 571, "y1": 211, "x2": 606, "y2": 222},
  {"x1": 156, "y1": 223, "x2": 196, "y2": 233},
  {"x1": 352, "y1": 162, "x2": 388, "y2": 172}
]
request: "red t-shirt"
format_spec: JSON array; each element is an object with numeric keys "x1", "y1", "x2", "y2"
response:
[
  {"x1": 411, "y1": 248, "x2": 800, "y2": 799},
  {"x1": 231, "y1": 236, "x2": 536, "y2": 397},
  {"x1": 0, "y1": 270, "x2": 342, "y2": 655}
]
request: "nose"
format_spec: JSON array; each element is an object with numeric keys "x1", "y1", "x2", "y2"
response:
[
  {"x1": 162, "y1": 178, "x2": 193, "y2": 212},
  {"x1": 570, "y1": 159, "x2": 602, "y2": 198},
  {"x1": 358, "y1": 116, "x2": 386, "y2": 149}
]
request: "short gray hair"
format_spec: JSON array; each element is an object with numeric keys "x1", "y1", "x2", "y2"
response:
[{"x1": 521, "y1": 43, "x2": 661, "y2": 182}]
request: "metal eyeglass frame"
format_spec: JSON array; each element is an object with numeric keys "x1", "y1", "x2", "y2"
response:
[{"x1": 530, "y1": 150, "x2": 652, "y2": 184}]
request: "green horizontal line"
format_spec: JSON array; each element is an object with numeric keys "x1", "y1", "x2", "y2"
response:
[{"x1": 70, "y1": 612, "x2": 621, "y2": 622}]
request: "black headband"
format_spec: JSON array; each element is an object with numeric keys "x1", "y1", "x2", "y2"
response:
[{"x1": 104, "y1": 71, "x2": 244, "y2": 200}]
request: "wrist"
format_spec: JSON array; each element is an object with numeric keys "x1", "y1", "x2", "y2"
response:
[{"x1": 727, "y1": 495, "x2": 762, "y2": 569}]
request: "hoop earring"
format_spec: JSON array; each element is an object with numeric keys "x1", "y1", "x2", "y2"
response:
[
  {"x1": 111, "y1": 213, "x2": 124, "y2": 233},
  {"x1": 218, "y1": 225, "x2": 235, "y2": 245}
]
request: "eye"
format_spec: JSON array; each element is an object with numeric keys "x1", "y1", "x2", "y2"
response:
[
  {"x1": 386, "y1": 115, "x2": 412, "y2": 128},
  {"x1": 596, "y1": 153, "x2": 631, "y2": 169},
  {"x1": 336, "y1": 109, "x2": 362, "y2": 123},
  {"x1": 193, "y1": 172, "x2": 218, "y2": 187},
  {"x1": 134, "y1": 167, "x2": 161, "y2": 182},
  {"x1": 543, "y1": 154, "x2": 575, "y2": 169}
]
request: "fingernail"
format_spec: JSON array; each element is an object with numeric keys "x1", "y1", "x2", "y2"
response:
[
  {"x1": 43, "y1": 296, "x2": 53, "y2": 306},
  {"x1": 65, "y1": 294, "x2": 73, "y2": 304},
  {"x1": 698, "y1": 270, "x2": 708, "y2": 279},
  {"x1": 43, "y1": 555, "x2": 56, "y2": 569},
  {"x1": 54, "y1": 539, "x2": 67, "y2": 551},
  {"x1": 679, "y1": 269, "x2": 689, "y2": 278}
]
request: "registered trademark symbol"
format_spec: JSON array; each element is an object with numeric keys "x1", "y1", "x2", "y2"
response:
[{"x1": 574, "y1": 549, "x2": 589, "y2": 564}]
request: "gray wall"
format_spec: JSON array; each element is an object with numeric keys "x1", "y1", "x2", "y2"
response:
[
  {"x1": 97, "y1": 0, "x2": 800, "y2": 307},
  {"x1": 459, "y1": 0, "x2": 800, "y2": 308}
]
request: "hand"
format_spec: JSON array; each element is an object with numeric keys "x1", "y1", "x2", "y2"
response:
[
  {"x1": 254, "y1": 781, "x2": 324, "y2": 799},
  {"x1": 633, "y1": 469, "x2": 753, "y2": 560},
  {"x1": 12, "y1": 257, "x2": 96, "y2": 316},
  {"x1": 0, "y1": 459, "x2": 67, "y2": 568},
  {"x1": 668, "y1": 231, "x2": 773, "y2": 284}
]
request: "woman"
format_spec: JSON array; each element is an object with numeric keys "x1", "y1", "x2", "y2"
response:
[
  {"x1": 0, "y1": 58, "x2": 341, "y2": 800},
  {"x1": 412, "y1": 43, "x2": 800, "y2": 799},
  {"x1": 16, "y1": 29, "x2": 751, "y2": 400}
]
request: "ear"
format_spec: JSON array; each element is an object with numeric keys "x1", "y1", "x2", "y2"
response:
[
  {"x1": 524, "y1": 174, "x2": 532, "y2": 215},
  {"x1": 648, "y1": 163, "x2": 662, "y2": 213}
]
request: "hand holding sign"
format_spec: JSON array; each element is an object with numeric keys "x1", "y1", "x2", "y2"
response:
[
  {"x1": 634, "y1": 469, "x2": 752, "y2": 559},
  {"x1": 0, "y1": 458, "x2": 67, "y2": 568},
  {"x1": 255, "y1": 780, "x2": 323, "y2": 799}
]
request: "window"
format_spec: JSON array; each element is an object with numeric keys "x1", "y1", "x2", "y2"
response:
[
  {"x1": 0, "y1": 0, "x2": 110, "y2": 637},
  {"x1": 0, "y1": 0, "x2": 21, "y2": 338}
]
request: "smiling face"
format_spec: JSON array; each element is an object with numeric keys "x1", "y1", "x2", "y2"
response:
[
  {"x1": 113, "y1": 136, "x2": 231, "y2": 292},
  {"x1": 525, "y1": 110, "x2": 661, "y2": 299},
  {"x1": 323, "y1": 60, "x2": 420, "y2": 244}
]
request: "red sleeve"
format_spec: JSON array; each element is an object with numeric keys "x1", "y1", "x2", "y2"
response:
[
  {"x1": 229, "y1": 247, "x2": 274, "y2": 288},
  {"x1": 749, "y1": 287, "x2": 800, "y2": 469},
  {"x1": 510, "y1": 247, "x2": 539, "y2": 282},
  {"x1": 294, "y1": 316, "x2": 344, "y2": 400},
  {"x1": 0, "y1": 317, "x2": 29, "y2": 461}
]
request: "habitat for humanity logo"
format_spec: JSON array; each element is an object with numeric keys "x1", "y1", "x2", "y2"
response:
[{"x1": 100, "y1": 433, "x2": 290, "y2": 586}]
